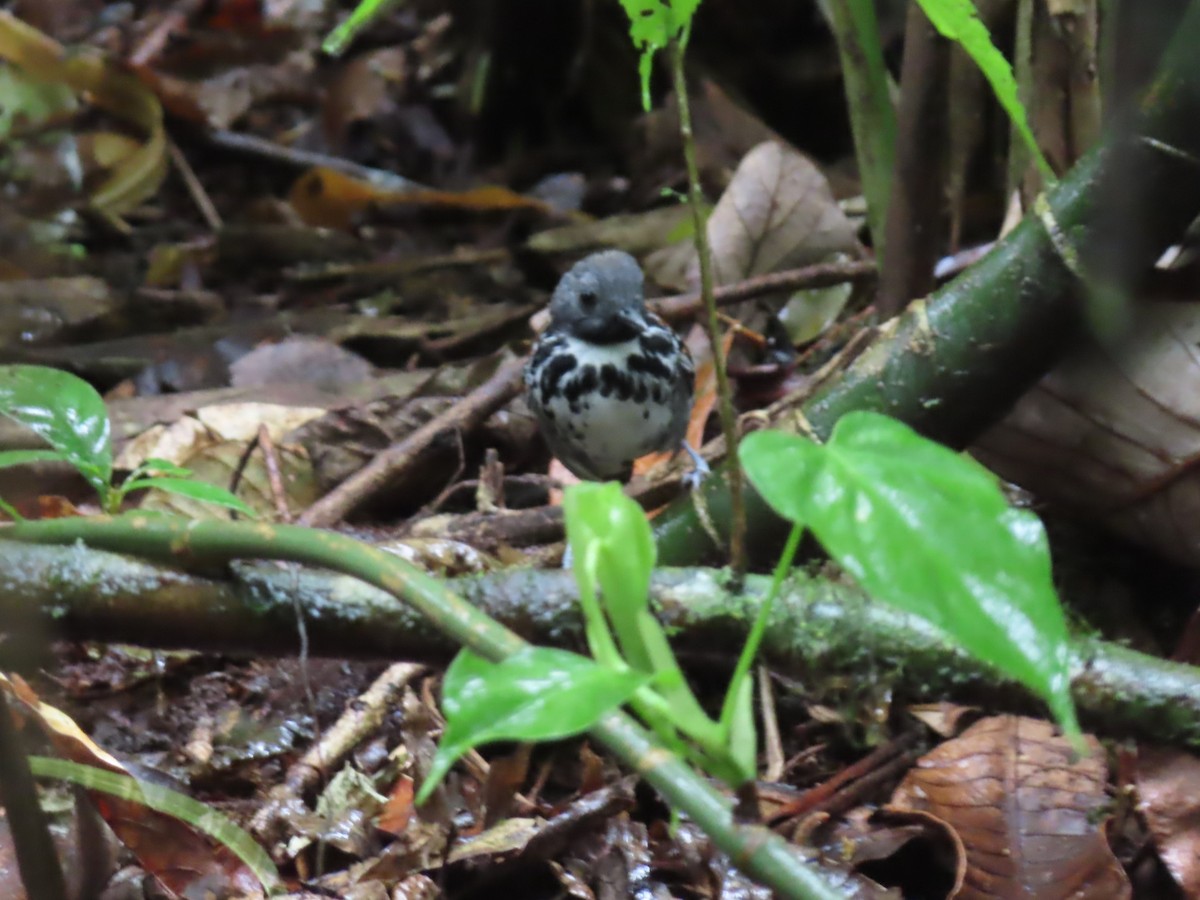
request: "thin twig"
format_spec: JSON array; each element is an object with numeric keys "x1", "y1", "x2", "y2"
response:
[
  {"x1": 669, "y1": 38, "x2": 746, "y2": 580},
  {"x1": 168, "y1": 139, "x2": 222, "y2": 231},
  {"x1": 206, "y1": 128, "x2": 424, "y2": 191},
  {"x1": 251, "y1": 662, "x2": 426, "y2": 841},
  {"x1": 650, "y1": 259, "x2": 877, "y2": 321},
  {"x1": 298, "y1": 357, "x2": 526, "y2": 527},
  {"x1": 257, "y1": 425, "x2": 291, "y2": 523}
]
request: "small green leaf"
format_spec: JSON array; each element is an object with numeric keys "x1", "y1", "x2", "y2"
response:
[
  {"x1": 739, "y1": 413, "x2": 1080, "y2": 742},
  {"x1": 914, "y1": 0, "x2": 1054, "y2": 180},
  {"x1": 0, "y1": 449, "x2": 70, "y2": 469},
  {"x1": 322, "y1": 0, "x2": 402, "y2": 55},
  {"x1": 121, "y1": 476, "x2": 255, "y2": 517},
  {"x1": 616, "y1": 0, "x2": 703, "y2": 109},
  {"x1": 417, "y1": 647, "x2": 647, "y2": 803},
  {"x1": 132, "y1": 458, "x2": 193, "y2": 478},
  {"x1": 0, "y1": 365, "x2": 112, "y2": 495}
]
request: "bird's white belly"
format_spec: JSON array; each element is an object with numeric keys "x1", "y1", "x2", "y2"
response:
[
  {"x1": 541, "y1": 336, "x2": 680, "y2": 475},
  {"x1": 546, "y1": 388, "x2": 675, "y2": 462}
]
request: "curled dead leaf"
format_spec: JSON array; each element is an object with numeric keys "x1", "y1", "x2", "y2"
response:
[
  {"x1": 1135, "y1": 746, "x2": 1200, "y2": 896},
  {"x1": 891, "y1": 716, "x2": 1127, "y2": 900},
  {"x1": 0, "y1": 12, "x2": 167, "y2": 226}
]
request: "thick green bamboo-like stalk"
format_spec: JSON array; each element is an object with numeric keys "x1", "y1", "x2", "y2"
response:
[
  {"x1": 5, "y1": 540, "x2": 1200, "y2": 750},
  {"x1": 653, "y1": 1, "x2": 1200, "y2": 565},
  {"x1": 823, "y1": 0, "x2": 897, "y2": 259}
]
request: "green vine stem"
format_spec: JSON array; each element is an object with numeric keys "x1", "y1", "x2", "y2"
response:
[{"x1": 3, "y1": 516, "x2": 846, "y2": 900}]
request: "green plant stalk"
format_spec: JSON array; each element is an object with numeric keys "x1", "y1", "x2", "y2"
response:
[
  {"x1": 653, "y1": 0, "x2": 1200, "y2": 566},
  {"x1": 2, "y1": 517, "x2": 844, "y2": 900},
  {"x1": 667, "y1": 37, "x2": 746, "y2": 578},
  {"x1": 824, "y1": 0, "x2": 897, "y2": 258},
  {"x1": 8, "y1": 539, "x2": 1200, "y2": 750},
  {"x1": 576, "y1": 542, "x2": 626, "y2": 668},
  {"x1": 719, "y1": 522, "x2": 803, "y2": 739}
]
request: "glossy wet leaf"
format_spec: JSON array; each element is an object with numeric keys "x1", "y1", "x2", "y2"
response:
[
  {"x1": 120, "y1": 476, "x2": 255, "y2": 517},
  {"x1": 564, "y1": 483, "x2": 653, "y2": 664},
  {"x1": 417, "y1": 647, "x2": 647, "y2": 803},
  {"x1": 0, "y1": 365, "x2": 112, "y2": 495},
  {"x1": 0, "y1": 449, "x2": 69, "y2": 469},
  {"x1": 739, "y1": 412, "x2": 1080, "y2": 741},
  {"x1": 563, "y1": 483, "x2": 720, "y2": 745}
]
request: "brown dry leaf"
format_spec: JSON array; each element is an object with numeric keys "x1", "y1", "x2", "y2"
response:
[
  {"x1": 0, "y1": 673, "x2": 266, "y2": 896},
  {"x1": 973, "y1": 301, "x2": 1200, "y2": 566},
  {"x1": 643, "y1": 141, "x2": 862, "y2": 346},
  {"x1": 288, "y1": 167, "x2": 557, "y2": 230},
  {"x1": 322, "y1": 46, "x2": 408, "y2": 152},
  {"x1": 907, "y1": 702, "x2": 981, "y2": 739},
  {"x1": 890, "y1": 716, "x2": 1127, "y2": 899},
  {"x1": 0, "y1": 276, "x2": 118, "y2": 346},
  {"x1": 0, "y1": 12, "x2": 167, "y2": 225},
  {"x1": 706, "y1": 141, "x2": 861, "y2": 287},
  {"x1": 1136, "y1": 746, "x2": 1200, "y2": 895}
]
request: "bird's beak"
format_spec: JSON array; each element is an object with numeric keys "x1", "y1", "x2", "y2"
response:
[{"x1": 575, "y1": 310, "x2": 642, "y2": 344}]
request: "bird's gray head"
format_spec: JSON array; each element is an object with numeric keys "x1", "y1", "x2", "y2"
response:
[{"x1": 549, "y1": 250, "x2": 646, "y2": 344}]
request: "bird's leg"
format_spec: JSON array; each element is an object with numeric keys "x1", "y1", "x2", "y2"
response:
[{"x1": 680, "y1": 440, "x2": 710, "y2": 490}]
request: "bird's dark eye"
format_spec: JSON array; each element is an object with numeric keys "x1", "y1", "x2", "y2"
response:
[{"x1": 579, "y1": 291, "x2": 598, "y2": 308}]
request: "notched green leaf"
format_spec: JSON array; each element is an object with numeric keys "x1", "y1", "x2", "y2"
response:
[
  {"x1": 615, "y1": 0, "x2": 703, "y2": 108},
  {"x1": 740, "y1": 412, "x2": 1080, "y2": 743}
]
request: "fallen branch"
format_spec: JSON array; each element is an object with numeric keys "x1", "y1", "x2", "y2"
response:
[{"x1": 4, "y1": 538, "x2": 1198, "y2": 751}]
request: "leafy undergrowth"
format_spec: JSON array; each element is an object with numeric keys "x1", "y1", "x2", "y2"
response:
[{"x1": 0, "y1": 0, "x2": 1199, "y2": 898}]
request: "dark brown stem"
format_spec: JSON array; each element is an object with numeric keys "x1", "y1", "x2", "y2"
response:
[
  {"x1": 0, "y1": 692, "x2": 68, "y2": 900},
  {"x1": 877, "y1": 2, "x2": 949, "y2": 317}
]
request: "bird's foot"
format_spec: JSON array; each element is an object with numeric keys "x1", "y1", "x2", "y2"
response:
[{"x1": 681, "y1": 440, "x2": 710, "y2": 491}]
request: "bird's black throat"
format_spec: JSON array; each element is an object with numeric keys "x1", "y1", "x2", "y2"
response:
[{"x1": 570, "y1": 313, "x2": 643, "y2": 345}]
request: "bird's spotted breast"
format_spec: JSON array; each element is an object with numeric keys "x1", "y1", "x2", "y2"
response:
[
  {"x1": 524, "y1": 252, "x2": 697, "y2": 481},
  {"x1": 626, "y1": 352, "x2": 672, "y2": 381},
  {"x1": 562, "y1": 364, "x2": 597, "y2": 409},
  {"x1": 538, "y1": 350, "x2": 577, "y2": 399}
]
